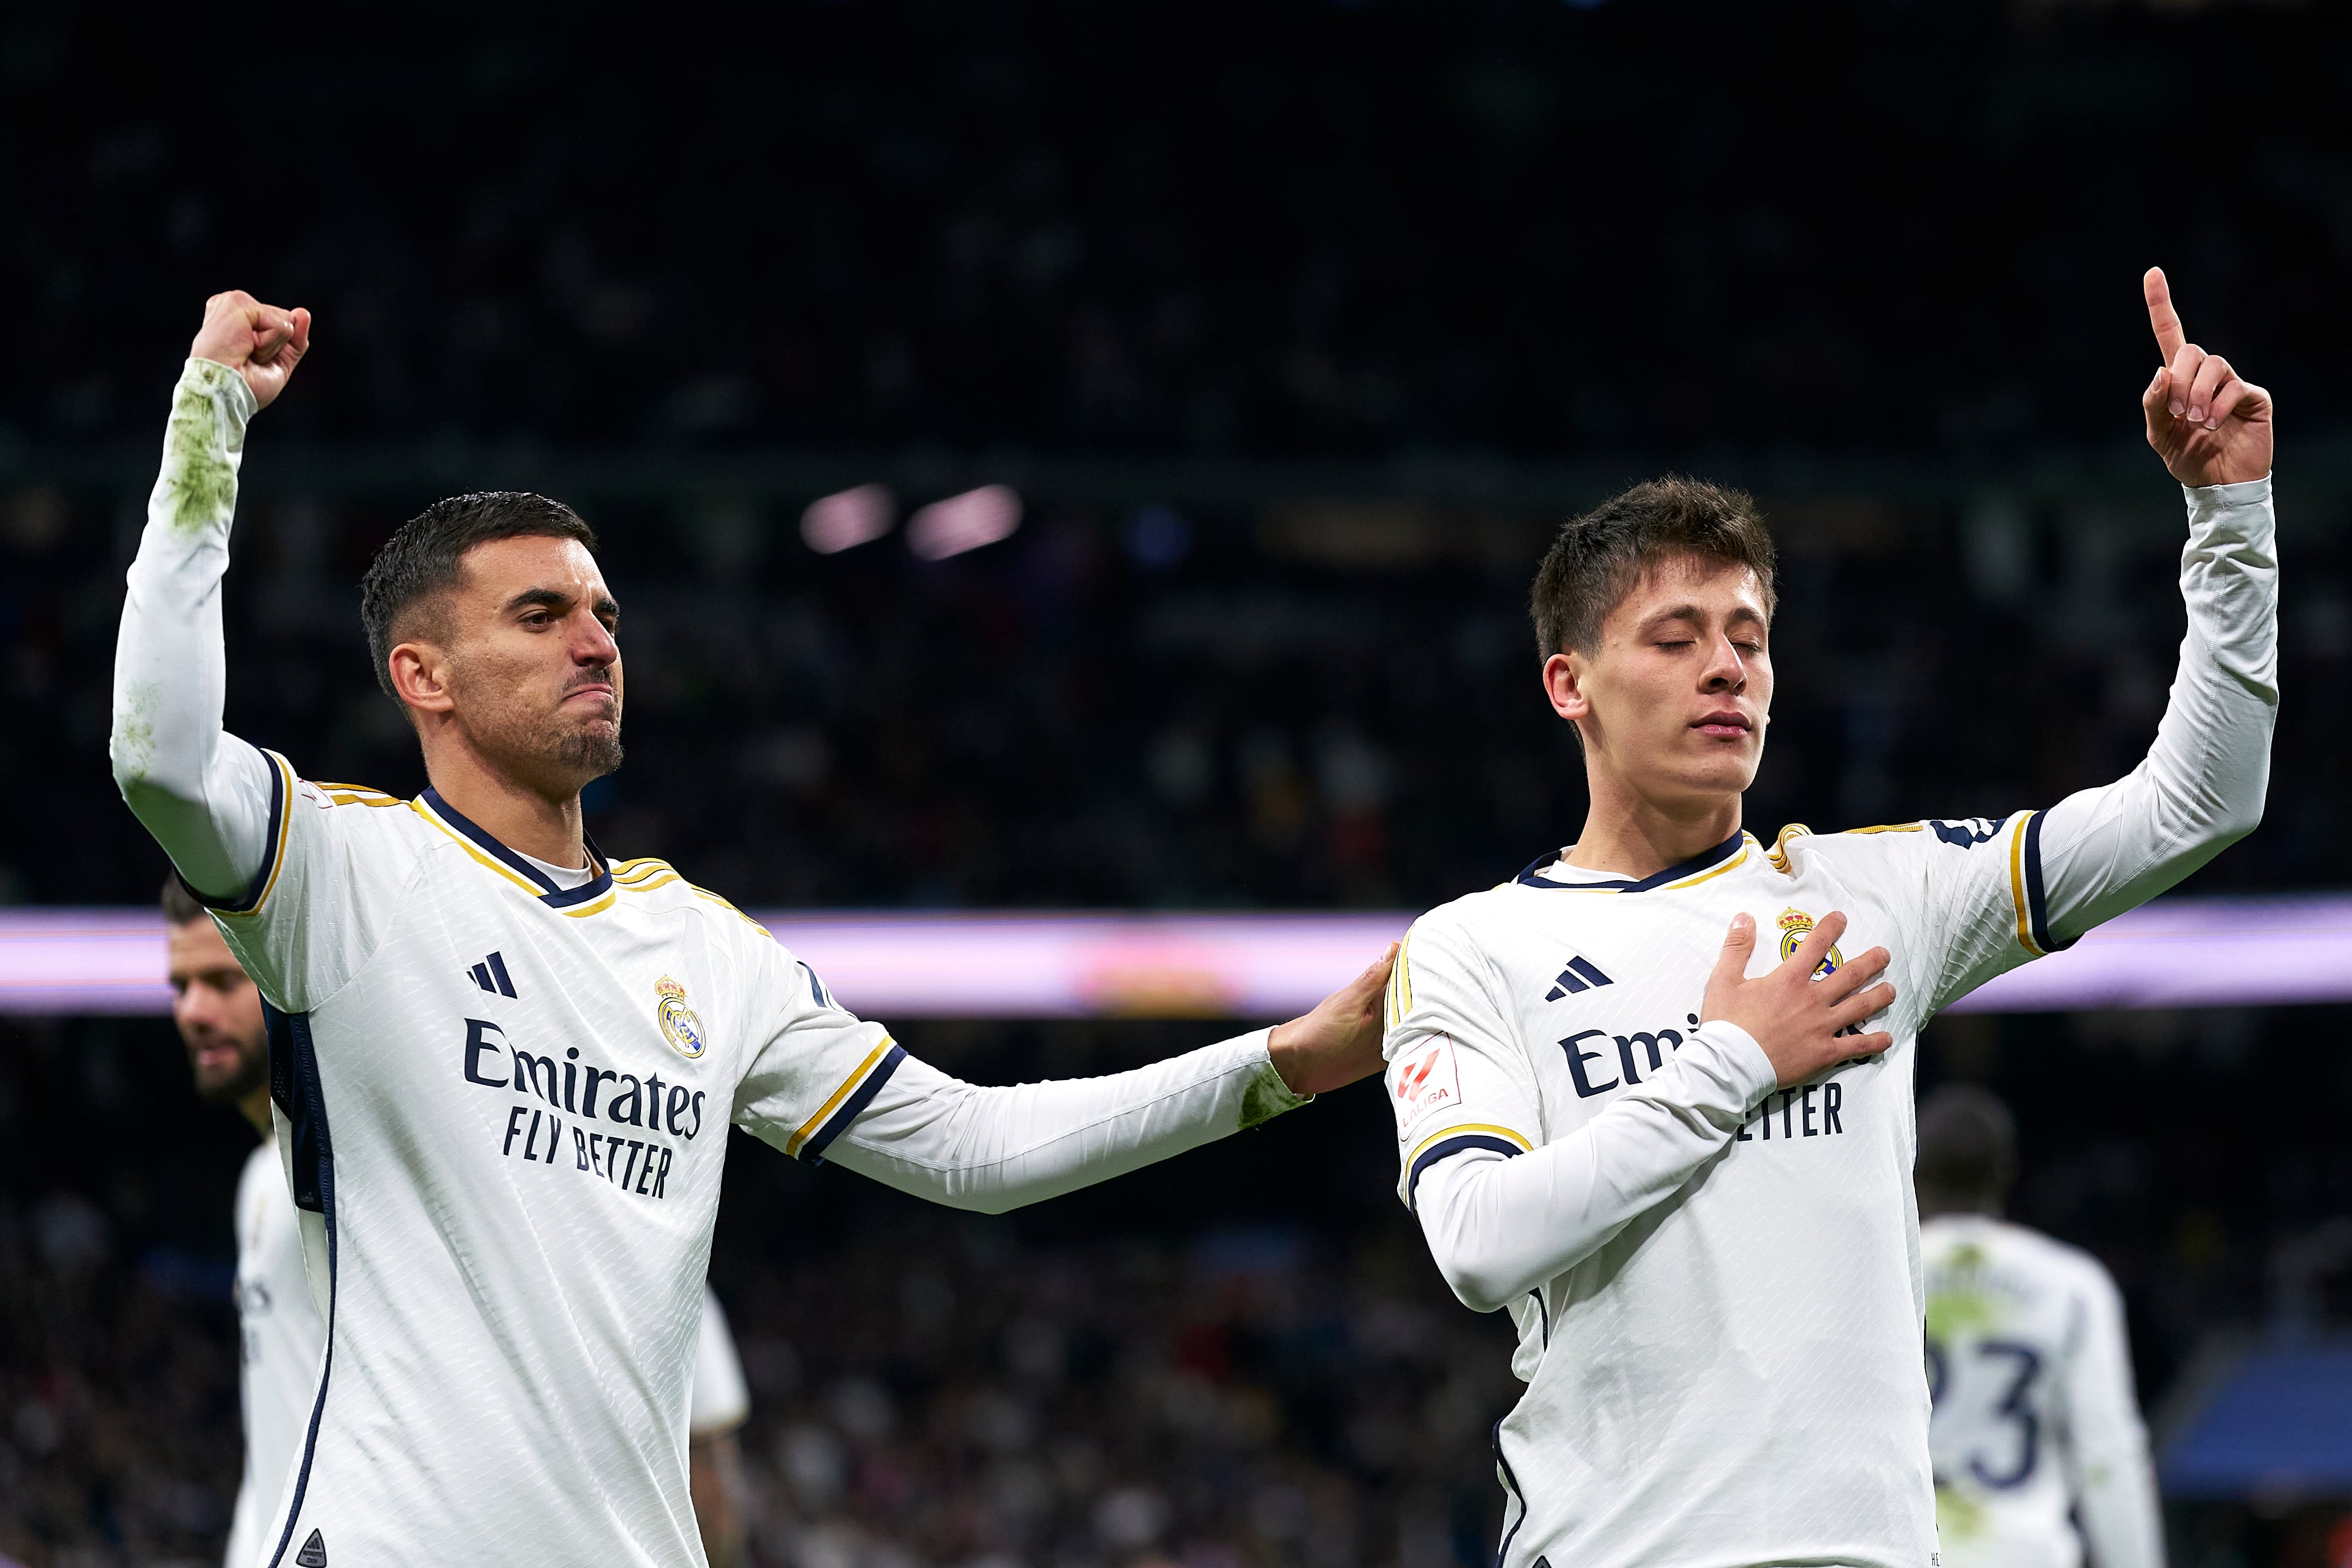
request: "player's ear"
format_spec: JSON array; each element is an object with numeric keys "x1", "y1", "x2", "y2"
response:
[
  {"x1": 1542, "y1": 650, "x2": 1592, "y2": 727},
  {"x1": 389, "y1": 640, "x2": 456, "y2": 716}
]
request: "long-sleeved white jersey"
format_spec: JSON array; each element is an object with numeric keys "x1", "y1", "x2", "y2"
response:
[
  {"x1": 114, "y1": 361, "x2": 1312, "y2": 1568},
  {"x1": 224, "y1": 1136, "x2": 326, "y2": 1568},
  {"x1": 1382, "y1": 479, "x2": 2273, "y2": 1568},
  {"x1": 1923, "y1": 1215, "x2": 2161, "y2": 1568},
  {"x1": 222, "y1": 1135, "x2": 756, "y2": 1567}
]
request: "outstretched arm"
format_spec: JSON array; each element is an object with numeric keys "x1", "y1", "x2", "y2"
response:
[
  {"x1": 111, "y1": 293, "x2": 312, "y2": 899},
  {"x1": 2036, "y1": 270, "x2": 2275, "y2": 947},
  {"x1": 775, "y1": 950, "x2": 1393, "y2": 1213}
]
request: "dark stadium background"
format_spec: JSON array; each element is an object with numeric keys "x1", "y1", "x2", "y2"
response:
[{"x1": 6, "y1": 2, "x2": 2352, "y2": 1564}]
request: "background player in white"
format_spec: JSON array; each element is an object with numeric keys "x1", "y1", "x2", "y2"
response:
[
  {"x1": 687, "y1": 1286, "x2": 754, "y2": 1568},
  {"x1": 164, "y1": 876, "x2": 326, "y2": 1568},
  {"x1": 166, "y1": 880, "x2": 779, "y2": 1568},
  {"x1": 1917, "y1": 1086, "x2": 2162, "y2": 1568},
  {"x1": 111, "y1": 290, "x2": 1392, "y2": 1568},
  {"x1": 1381, "y1": 269, "x2": 2273, "y2": 1568}
]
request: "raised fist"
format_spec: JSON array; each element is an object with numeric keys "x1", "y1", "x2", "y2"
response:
[{"x1": 190, "y1": 290, "x2": 312, "y2": 410}]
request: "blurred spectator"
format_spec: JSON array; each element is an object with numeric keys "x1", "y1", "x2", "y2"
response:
[{"x1": 5, "y1": 476, "x2": 2343, "y2": 911}]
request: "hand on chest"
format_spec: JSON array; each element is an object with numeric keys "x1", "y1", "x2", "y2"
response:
[{"x1": 1513, "y1": 895, "x2": 1892, "y2": 1106}]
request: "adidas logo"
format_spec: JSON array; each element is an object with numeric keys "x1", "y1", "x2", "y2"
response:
[
  {"x1": 1544, "y1": 955, "x2": 1613, "y2": 1001},
  {"x1": 467, "y1": 951, "x2": 517, "y2": 998},
  {"x1": 295, "y1": 1527, "x2": 329, "y2": 1567}
]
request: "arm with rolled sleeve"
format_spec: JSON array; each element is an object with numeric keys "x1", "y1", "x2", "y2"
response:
[{"x1": 1391, "y1": 915, "x2": 1777, "y2": 1314}]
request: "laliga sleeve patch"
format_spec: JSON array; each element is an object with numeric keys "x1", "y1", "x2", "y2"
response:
[{"x1": 1390, "y1": 1035, "x2": 1465, "y2": 1141}]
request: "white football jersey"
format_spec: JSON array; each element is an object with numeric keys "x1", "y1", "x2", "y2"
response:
[
  {"x1": 224, "y1": 1138, "x2": 327, "y2": 1568},
  {"x1": 117, "y1": 359, "x2": 1315, "y2": 1568},
  {"x1": 211, "y1": 766, "x2": 903, "y2": 1568},
  {"x1": 1385, "y1": 815, "x2": 2062, "y2": 1568},
  {"x1": 222, "y1": 1148, "x2": 755, "y2": 1566},
  {"x1": 1923, "y1": 1215, "x2": 2161, "y2": 1568}
]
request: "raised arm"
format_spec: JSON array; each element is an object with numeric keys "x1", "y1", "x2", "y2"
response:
[
  {"x1": 2037, "y1": 270, "x2": 2276, "y2": 944},
  {"x1": 111, "y1": 293, "x2": 312, "y2": 899}
]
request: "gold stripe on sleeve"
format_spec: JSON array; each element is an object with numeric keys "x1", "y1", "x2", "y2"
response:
[
  {"x1": 1406, "y1": 1122, "x2": 1534, "y2": 1166},
  {"x1": 219, "y1": 751, "x2": 299, "y2": 918},
  {"x1": 784, "y1": 1037, "x2": 897, "y2": 1158},
  {"x1": 2008, "y1": 811, "x2": 2044, "y2": 958}
]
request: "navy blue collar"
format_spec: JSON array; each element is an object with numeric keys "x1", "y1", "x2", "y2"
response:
[
  {"x1": 1516, "y1": 830, "x2": 1747, "y2": 894},
  {"x1": 421, "y1": 788, "x2": 615, "y2": 908}
]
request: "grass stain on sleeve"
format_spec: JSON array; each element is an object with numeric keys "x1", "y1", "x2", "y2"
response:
[
  {"x1": 158, "y1": 366, "x2": 242, "y2": 537},
  {"x1": 112, "y1": 680, "x2": 161, "y2": 778},
  {"x1": 1239, "y1": 1063, "x2": 1309, "y2": 1130}
]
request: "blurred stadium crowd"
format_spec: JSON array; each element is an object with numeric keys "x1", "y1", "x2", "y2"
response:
[
  {"x1": 8, "y1": 2, "x2": 2352, "y2": 455},
  {"x1": 9, "y1": 474, "x2": 2352, "y2": 910},
  {"x1": 8, "y1": 2, "x2": 2352, "y2": 908}
]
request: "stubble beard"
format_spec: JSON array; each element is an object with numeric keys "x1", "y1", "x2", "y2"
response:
[
  {"x1": 191, "y1": 1037, "x2": 269, "y2": 1107},
  {"x1": 553, "y1": 721, "x2": 624, "y2": 781},
  {"x1": 460, "y1": 659, "x2": 626, "y2": 794},
  {"x1": 513, "y1": 699, "x2": 624, "y2": 793}
]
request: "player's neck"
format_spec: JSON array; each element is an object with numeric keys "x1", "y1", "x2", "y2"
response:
[
  {"x1": 423, "y1": 747, "x2": 590, "y2": 871},
  {"x1": 240, "y1": 1084, "x2": 273, "y2": 1140},
  {"x1": 1565, "y1": 773, "x2": 1742, "y2": 881}
]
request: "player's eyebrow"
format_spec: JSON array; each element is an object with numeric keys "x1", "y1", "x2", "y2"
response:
[
  {"x1": 1635, "y1": 603, "x2": 1706, "y2": 635},
  {"x1": 505, "y1": 587, "x2": 622, "y2": 626},
  {"x1": 1635, "y1": 602, "x2": 1768, "y2": 636}
]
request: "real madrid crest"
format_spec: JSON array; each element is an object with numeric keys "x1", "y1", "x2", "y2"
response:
[
  {"x1": 654, "y1": 975, "x2": 708, "y2": 1059},
  {"x1": 1776, "y1": 908, "x2": 1844, "y2": 979}
]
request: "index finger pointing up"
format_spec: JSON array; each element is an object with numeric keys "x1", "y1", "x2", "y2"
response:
[{"x1": 2145, "y1": 267, "x2": 2186, "y2": 363}]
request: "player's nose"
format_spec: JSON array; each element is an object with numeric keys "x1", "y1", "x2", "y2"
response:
[
  {"x1": 572, "y1": 612, "x2": 619, "y2": 666},
  {"x1": 1699, "y1": 633, "x2": 1746, "y2": 688}
]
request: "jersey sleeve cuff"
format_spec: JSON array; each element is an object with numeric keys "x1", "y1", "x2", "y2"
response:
[
  {"x1": 1238, "y1": 1027, "x2": 1313, "y2": 1126},
  {"x1": 1686, "y1": 1019, "x2": 1776, "y2": 1108},
  {"x1": 181, "y1": 356, "x2": 259, "y2": 440},
  {"x1": 2183, "y1": 474, "x2": 2277, "y2": 543}
]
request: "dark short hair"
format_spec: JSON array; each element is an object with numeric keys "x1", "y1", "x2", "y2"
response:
[
  {"x1": 359, "y1": 493, "x2": 598, "y2": 699},
  {"x1": 1915, "y1": 1085, "x2": 2019, "y2": 1216},
  {"x1": 1529, "y1": 476, "x2": 1778, "y2": 661},
  {"x1": 160, "y1": 873, "x2": 207, "y2": 925}
]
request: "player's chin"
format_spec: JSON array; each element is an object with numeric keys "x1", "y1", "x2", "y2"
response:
[
  {"x1": 1679, "y1": 745, "x2": 1760, "y2": 795},
  {"x1": 547, "y1": 716, "x2": 624, "y2": 779}
]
